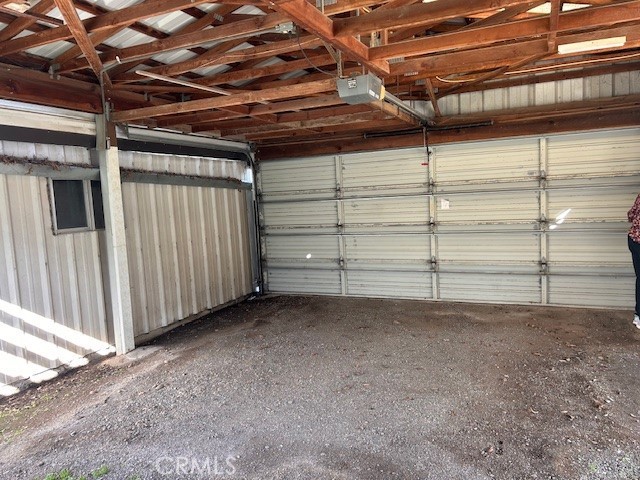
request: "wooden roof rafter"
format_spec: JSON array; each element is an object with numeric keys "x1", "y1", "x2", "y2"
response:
[{"x1": 0, "y1": 0, "x2": 636, "y2": 153}]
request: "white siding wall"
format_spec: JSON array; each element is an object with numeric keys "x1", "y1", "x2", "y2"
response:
[{"x1": 0, "y1": 141, "x2": 110, "y2": 395}]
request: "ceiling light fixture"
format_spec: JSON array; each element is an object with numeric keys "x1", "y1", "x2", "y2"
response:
[{"x1": 557, "y1": 36, "x2": 626, "y2": 55}]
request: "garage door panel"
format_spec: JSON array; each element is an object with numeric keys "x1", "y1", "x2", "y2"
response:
[
  {"x1": 264, "y1": 235, "x2": 339, "y2": 269},
  {"x1": 547, "y1": 128, "x2": 640, "y2": 178},
  {"x1": 343, "y1": 196, "x2": 429, "y2": 233},
  {"x1": 259, "y1": 128, "x2": 638, "y2": 309},
  {"x1": 435, "y1": 137, "x2": 540, "y2": 186},
  {"x1": 439, "y1": 273, "x2": 541, "y2": 303},
  {"x1": 437, "y1": 233, "x2": 540, "y2": 264},
  {"x1": 435, "y1": 191, "x2": 539, "y2": 225},
  {"x1": 548, "y1": 275, "x2": 633, "y2": 308},
  {"x1": 341, "y1": 148, "x2": 428, "y2": 197},
  {"x1": 548, "y1": 231, "x2": 630, "y2": 268},
  {"x1": 261, "y1": 201, "x2": 338, "y2": 233},
  {"x1": 346, "y1": 270, "x2": 432, "y2": 299},
  {"x1": 547, "y1": 186, "x2": 637, "y2": 224},
  {"x1": 344, "y1": 234, "x2": 431, "y2": 272},
  {"x1": 260, "y1": 156, "x2": 336, "y2": 201},
  {"x1": 267, "y1": 268, "x2": 341, "y2": 294}
]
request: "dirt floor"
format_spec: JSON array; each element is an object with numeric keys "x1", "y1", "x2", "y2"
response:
[{"x1": 0, "y1": 295, "x2": 639, "y2": 480}]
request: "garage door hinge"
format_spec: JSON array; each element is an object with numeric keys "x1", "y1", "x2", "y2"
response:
[
  {"x1": 430, "y1": 256, "x2": 438, "y2": 271},
  {"x1": 540, "y1": 258, "x2": 548, "y2": 274}
]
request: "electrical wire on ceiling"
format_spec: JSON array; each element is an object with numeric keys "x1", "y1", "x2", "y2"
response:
[{"x1": 292, "y1": 28, "x2": 336, "y2": 77}]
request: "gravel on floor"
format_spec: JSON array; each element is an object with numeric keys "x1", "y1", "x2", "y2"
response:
[{"x1": 1, "y1": 295, "x2": 639, "y2": 480}]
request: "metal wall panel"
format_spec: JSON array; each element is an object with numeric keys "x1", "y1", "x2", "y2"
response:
[
  {"x1": 123, "y1": 176, "x2": 253, "y2": 337},
  {"x1": 439, "y1": 70, "x2": 640, "y2": 116},
  {"x1": 260, "y1": 127, "x2": 640, "y2": 310},
  {"x1": 0, "y1": 140, "x2": 92, "y2": 165},
  {"x1": 118, "y1": 150, "x2": 246, "y2": 180},
  {"x1": 0, "y1": 165, "x2": 110, "y2": 395},
  {"x1": 0, "y1": 100, "x2": 96, "y2": 136}
]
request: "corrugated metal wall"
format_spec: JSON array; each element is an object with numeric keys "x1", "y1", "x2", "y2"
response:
[
  {"x1": 0, "y1": 138, "x2": 255, "y2": 393},
  {"x1": 0, "y1": 141, "x2": 111, "y2": 394},
  {"x1": 119, "y1": 151, "x2": 253, "y2": 338},
  {"x1": 259, "y1": 127, "x2": 640, "y2": 309},
  {"x1": 439, "y1": 71, "x2": 640, "y2": 115}
]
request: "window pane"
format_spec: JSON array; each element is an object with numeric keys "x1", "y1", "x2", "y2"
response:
[
  {"x1": 52, "y1": 180, "x2": 88, "y2": 230},
  {"x1": 91, "y1": 181, "x2": 105, "y2": 230}
]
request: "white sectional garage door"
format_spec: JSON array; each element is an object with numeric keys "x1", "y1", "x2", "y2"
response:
[{"x1": 258, "y1": 128, "x2": 640, "y2": 308}]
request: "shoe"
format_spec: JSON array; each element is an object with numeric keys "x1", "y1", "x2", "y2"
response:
[{"x1": 634, "y1": 315, "x2": 640, "y2": 329}]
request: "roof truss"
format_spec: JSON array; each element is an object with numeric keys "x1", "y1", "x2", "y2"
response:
[{"x1": 0, "y1": 0, "x2": 637, "y2": 155}]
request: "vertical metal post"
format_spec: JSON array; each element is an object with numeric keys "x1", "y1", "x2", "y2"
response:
[
  {"x1": 96, "y1": 115, "x2": 135, "y2": 354},
  {"x1": 246, "y1": 152, "x2": 262, "y2": 294},
  {"x1": 335, "y1": 155, "x2": 347, "y2": 296},
  {"x1": 428, "y1": 147, "x2": 439, "y2": 301},
  {"x1": 539, "y1": 137, "x2": 549, "y2": 305}
]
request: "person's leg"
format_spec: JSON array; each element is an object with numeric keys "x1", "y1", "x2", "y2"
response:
[{"x1": 628, "y1": 236, "x2": 640, "y2": 317}]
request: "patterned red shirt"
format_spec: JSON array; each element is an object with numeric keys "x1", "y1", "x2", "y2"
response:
[{"x1": 629, "y1": 193, "x2": 640, "y2": 243}]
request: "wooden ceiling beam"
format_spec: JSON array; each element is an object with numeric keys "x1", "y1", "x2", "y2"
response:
[
  {"x1": 460, "y1": 1, "x2": 545, "y2": 30},
  {"x1": 53, "y1": 0, "x2": 112, "y2": 89},
  {"x1": 438, "y1": 53, "x2": 549, "y2": 98},
  {"x1": 435, "y1": 60, "x2": 640, "y2": 95},
  {"x1": 0, "y1": 63, "x2": 101, "y2": 112},
  {"x1": 252, "y1": 118, "x2": 406, "y2": 143},
  {"x1": 0, "y1": 0, "x2": 55, "y2": 43},
  {"x1": 391, "y1": 38, "x2": 549, "y2": 77},
  {"x1": 369, "y1": 98, "x2": 420, "y2": 126},
  {"x1": 113, "y1": 38, "x2": 248, "y2": 82},
  {"x1": 371, "y1": 0, "x2": 640, "y2": 61},
  {"x1": 55, "y1": 3, "x2": 236, "y2": 68},
  {"x1": 156, "y1": 93, "x2": 345, "y2": 127},
  {"x1": 261, "y1": 0, "x2": 390, "y2": 76},
  {"x1": 0, "y1": 63, "x2": 171, "y2": 113},
  {"x1": 188, "y1": 53, "x2": 336, "y2": 88},
  {"x1": 58, "y1": 12, "x2": 286, "y2": 73},
  {"x1": 218, "y1": 111, "x2": 389, "y2": 137},
  {"x1": 0, "y1": 0, "x2": 215, "y2": 57},
  {"x1": 53, "y1": 25, "x2": 132, "y2": 68},
  {"x1": 390, "y1": 21, "x2": 640, "y2": 79},
  {"x1": 112, "y1": 77, "x2": 337, "y2": 122},
  {"x1": 334, "y1": 0, "x2": 541, "y2": 37}
]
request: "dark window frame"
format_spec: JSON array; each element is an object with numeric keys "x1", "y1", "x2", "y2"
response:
[{"x1": 48, "y1": 178, "x2": 105, "y2": 234}]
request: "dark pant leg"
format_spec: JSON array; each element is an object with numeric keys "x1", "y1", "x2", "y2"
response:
[{"x1": 629, "y1": 236, "x2": 640, "y2": 316}]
